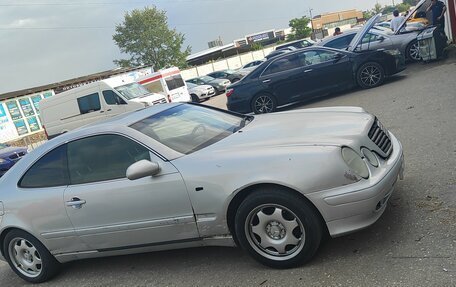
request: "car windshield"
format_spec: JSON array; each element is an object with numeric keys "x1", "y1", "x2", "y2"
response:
[
  {"x1": 130, "y1": 104, "x2": 252, "y2": 154},
  {"x1": 199, "y1": 76, "x2": 215, "y2": 82},
  {"x1": 0, "y1": 143, "x2": 8, "y2": 149},
  {"x1": 114, "y1": 82, "x2": 151, "y2": 100}
]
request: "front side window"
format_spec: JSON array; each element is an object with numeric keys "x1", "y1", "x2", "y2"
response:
[
  {"x1": 131, "y1": 105, "x2": 250, "y2": 154},
  {"x1": 67, "y1": 134, "x2": 151, "y2": 185},
  {"x1": 299, "y1": 50, "x2": 339, "y2": 66},
  {"x1": 19, "y1": 145, "x2": 69, "y2": 188},
  {"x1": 77, "y1": 93, "x2": 101, "y2": 114},
  {"x1": 103, "y1": 90, "x2": 126, "y2": 105},
  {"x1": 361, "y1": 33, "x2": 380, "y2": 44}
]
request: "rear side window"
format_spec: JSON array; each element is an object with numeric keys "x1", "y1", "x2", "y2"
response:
[
  {"x1": 165, "y1": 75, "x2": 185, "y2": 91},
  {"x1": 263, "y1": 54, "x2": 302, "y2": 76},
  {"x1": 77, "y1": 93, "x2": 101, "y2": 114},
  {"x1": 19, "y1": 145, "x2": 69, "y2": 188},
  {"x1": 67, "y1": 134, "x2": 151, "y2": 185},
  {"x1": 102, "y1": 90, "x2": 127, "y2": 105}
]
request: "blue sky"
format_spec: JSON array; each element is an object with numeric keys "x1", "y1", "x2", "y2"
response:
[{"x1": 0, "y1": 0, "x2": 394, "y2": 94}]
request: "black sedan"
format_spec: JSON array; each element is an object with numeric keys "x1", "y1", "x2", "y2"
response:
[
  {"x1": 226, "y1": 15, "x2": 406, "y2": 114},
  {"x1": 226, "y1": 46, "x2": 405, "y2": 114}
]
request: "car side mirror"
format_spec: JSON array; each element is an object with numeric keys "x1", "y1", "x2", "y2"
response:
[
  {"x1": 378, "y1": 36, "x2": 385, "y2": 42},
  {"x1": 126, "y1": 160, "x2": 160, "y2": 180}
]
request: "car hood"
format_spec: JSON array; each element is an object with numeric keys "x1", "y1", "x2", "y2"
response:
[
  {"x1": 129, "y1": 93, "x2": 165, "y2": 104},
  {"x1": 0, "y1": 147, "x2": 27, "y2": 158},
  {"x1": 209, "y1": 78, "x2": 230, "y2": 85},
  {"x1": 208, "y1": 107, "x2": 375, "y2": 152},
  {"x1": 348, "y1": 14, "x2": 381, "y2": 52},
  {"x1": 395, "y1": 0, "x2": 427, "y2": 35}
]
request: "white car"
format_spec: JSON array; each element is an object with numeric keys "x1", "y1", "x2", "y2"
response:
[{"x1": 187, "y1": 82, "x2": 216, "y2": 102}]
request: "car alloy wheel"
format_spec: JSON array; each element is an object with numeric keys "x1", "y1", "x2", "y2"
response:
[
  {"x1": 8, "y1": 238, "x2": 42, "y2": 278},
  {"x1": 234, "y1": 187, "x2": 322, "y2": 268},
  {"x1": 252, "y1": 94, "x2": 276, "y2": 114},
  {"x1": 357, "y1": 62, "x2": 385, "y2": 89},
  {"x1": 245, "y1": 204, "x2": 305, "y2": 260},
  {"x1": 407, "y1": 40, "x2": 420, "y2": 61},
  {"x1": 3, "y1": 230, "x2": 61, "y2": 283}
]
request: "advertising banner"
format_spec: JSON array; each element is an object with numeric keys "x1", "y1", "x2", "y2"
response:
[
  {"x1": 6, "y1": 100, "x2": 22, "y2": 121},
  {"x1": 31, "y1": 94, "x2": 42, "y2": 113},
  {"x1": 19, "y1": 98, "x2": 36, "y2": 117},
  {"x1": 0, "y1": 103, "x2": 19, "y2": 142}
]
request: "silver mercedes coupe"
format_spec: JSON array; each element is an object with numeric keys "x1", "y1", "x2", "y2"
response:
[{"x1": 0, "y1": 103, "x2": 404, "y2": 283}]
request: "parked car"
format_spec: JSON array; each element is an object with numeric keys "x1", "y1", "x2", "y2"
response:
[
  {"x1": 265, "y1": 46, "x2": 296, "y2": 59},
  {"x1": 206, "y1": 69, "x2": 248, "y2": 83},
  {"x1": 237, "y1": 59, "x2": 266, "y2": 75},
  {"x1": 0, "y1": 103, "x2": 404, "y2": 283},
  {"x1": 186, "y1": 76, "x2": 231, "y2": 94},
  {"x1": 187, "y1": 82, "x2": 216, "y2": 102},
  {"x1": 275, "y1": 38, "x2": 315, "y2": 50},
  {"x1": 0, "y1": 143, "x2": 27, "y2": 177},
  {"x1": 318, "y1": 27, "x2": 421, "y2": 61},
  {"x1": 227, "y1": 15, "x2": 406, "y2": 114}
]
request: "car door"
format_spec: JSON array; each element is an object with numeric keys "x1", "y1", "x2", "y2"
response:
[
  {"x1": 63, "y1": 134, "x2": 198, "y2": 250},
  {"x1": 356, "y1": 32, "x2": 393, "y2": 51},
  {"x1": 258, "y1": 53, "x2": 306, "y2": 105},
  {"x1": 295, "y1": 49, "x2": 353, "y2": 97}
]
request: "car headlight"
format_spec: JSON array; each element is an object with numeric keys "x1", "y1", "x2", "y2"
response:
[
  {"x1": 341, "y1": 147, "x2": 369, "y2": 179},
  {"x1": 143, "y1": 102, "x2": 150, "y2": 107},
  {"x1": 361, "y1": 147, "x2": 379, "y2": 167},
  {"x1": 384, "y1": 49, "x2": 401, "y2": 56},
  {"x1": 0, "y1": 158, "x2": 7, "y2": 164}
]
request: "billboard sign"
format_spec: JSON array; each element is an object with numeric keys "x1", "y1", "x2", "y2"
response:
[{"x1": 246, "y1": 30, "x2": 275, "y2": 45}]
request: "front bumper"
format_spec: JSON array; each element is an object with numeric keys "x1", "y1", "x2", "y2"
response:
[{"x1": 307, "y1": 132, "x2": 404, "y2": 237}]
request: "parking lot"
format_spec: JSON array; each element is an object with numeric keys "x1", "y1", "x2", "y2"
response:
[{"x1": 1, "y1": 52, "x2": 456, "y2": 286}]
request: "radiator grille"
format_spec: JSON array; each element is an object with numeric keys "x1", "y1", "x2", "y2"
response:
[{"x1": 368, "y1": 118, "x2": 392, "y2": 157}]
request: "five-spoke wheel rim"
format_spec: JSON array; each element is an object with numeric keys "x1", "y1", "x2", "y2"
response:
[
  {"x1": 254, "y1": 96, "x2": 274, "y2": 113},
  {"x1": 8, "y1": 238, "x2": 42, "y2": 278},
  {"x1": 360, "y1": 65, "x2": 382, "y2": 87},
  {"x1": 409, "y1": 42, "x2": 420, "y2": 61},
  {"x1": 245, "y1": 204, "x2": 305, "y2": 261}
]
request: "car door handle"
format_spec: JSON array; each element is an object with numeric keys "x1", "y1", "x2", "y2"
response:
[
  {"x1": 66, "y1": 197, "x2": 86, "y2": 209},
  {"x1": 262, "y1": 79, "x2": 271, "y2": 83},
  {"x1": 106, "y1": 109, "x2": 112, "y2": 112},
  {"x1": 304, "y1": 69, "x2": 313, "y2": 73}
]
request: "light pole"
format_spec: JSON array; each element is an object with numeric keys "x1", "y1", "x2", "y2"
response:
[{"x1": 309, "y1": 8, "x2": 314, "y2": 39}]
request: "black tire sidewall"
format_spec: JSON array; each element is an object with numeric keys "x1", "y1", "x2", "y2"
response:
[
  {"x1": 356, "y1": 62, "x2": 385, "y2": 89},
  {"x1": 191, "y1": 94, "x2": 199, "y2": 102},
  {"x1": 3, "y1": 230, "x2": 60, "y2": 283},
  {"x1": 251, "y1": 93, "x2": 277, "y2": 114},
  {"x1": 234, "y1": 188, "x2": 322, "y2": 268}
]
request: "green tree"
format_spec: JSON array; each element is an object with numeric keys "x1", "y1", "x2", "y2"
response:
[
  {"x1": 372, "y1": 2, "x2": 383, "y2": 14},
  {"x1": 363, "y1": 10, "x2": 373, "y2": 20},
  {"x1": 113, "y1": 6, "x2": 191, "y2": 69},
  {"x1": 250, "y1": 42, "x2": 263, "y2": 51},
  {"x1": 396, "y1": 3, "x2": 411, "y2": 13},
  {"x1": 287, "y1": 16, "x2": 312, "y2": 41},
  {"x1": 403, "y1": 0, "x2": 419, "y2": 6}
]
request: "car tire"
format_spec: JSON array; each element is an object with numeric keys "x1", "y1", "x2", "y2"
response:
[
  {"x1": 406, "y1": 40, "x2": 421, "y2": 62},
  {"x1": 3, "y1": 230, "x2": 61, "y2": 283},
  {"x1": 356, "y1": 62, "x2": 385, "y2": 89},
  {"x1": 191, "y1": 94, "x2": 199, "y2": 103},
  {"x1": 234, "y1": 187, "x2": 323, "y2": 268},
  {"x1": 251, "y1": 93, "x2": 277, "y2": 114}
]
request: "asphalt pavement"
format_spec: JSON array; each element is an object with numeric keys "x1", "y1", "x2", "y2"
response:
[{"x1": 1, "y1": 51, "x2": 455, "y2": 286}]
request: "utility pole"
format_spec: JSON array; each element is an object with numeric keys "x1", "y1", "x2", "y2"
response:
[{"x1": 309, "y1": 8, "x2": 314, "y2": 39}]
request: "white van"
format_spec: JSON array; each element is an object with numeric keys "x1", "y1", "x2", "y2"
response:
[
  {"x1": 138, "y1": 67, "x2": 191, "y2": 103},
  {"x1": 40, "y1": 78, "x2": 167, "y2": 139}
]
